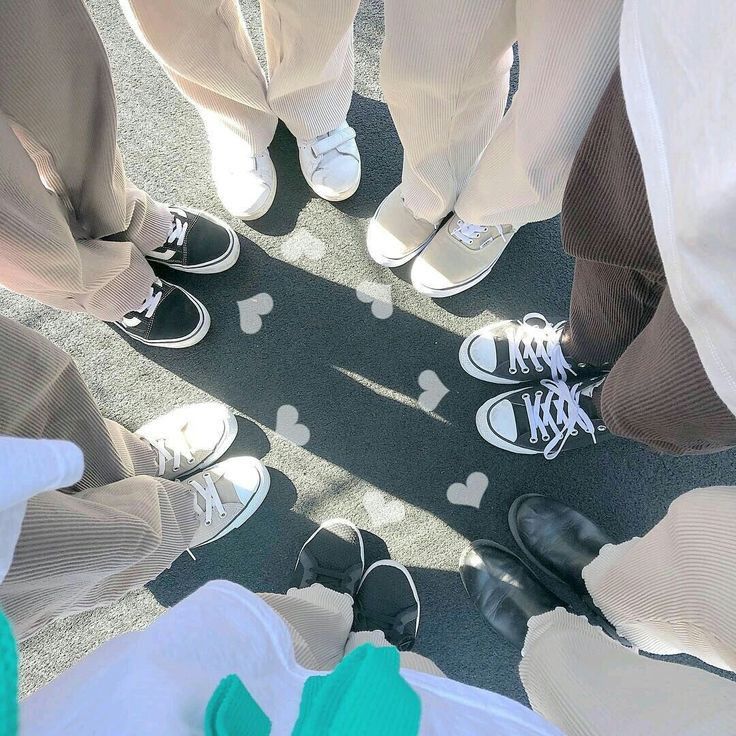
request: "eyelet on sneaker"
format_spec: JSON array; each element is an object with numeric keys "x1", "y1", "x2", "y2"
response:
[
  {"x1": 571, "y1": 429, "x2": 578, "y2": 436},
  {"x1": 535, "y1": 390, "x2": 543, "y2": 397},
  {"x1": 173, "y1": 464, "x2": 180, "y2": 472},
  {"x1": 219, "y1": 511, "x2": 226, "y2": 518},
  {"x1": 205, "y1": 520, "x2": 212, "y2": 526},
  {"x1": 580, "y1": 363, "x2": 587, "y2": 368},
  {"x1": 536, "y1": 367, "x2": 543, "y2": 372},
  {"x1": 187, "y1": 458, "x2": 195, "y2": 465},
  {"x1": 523, "y1": 394, "x2": 530, "y2": 400},
  {"x1": 598, "y1": 426, "x2": 607, "y2": 432},
  {"x1": 509, "y1": 368, "x2": 517, "y2": 374},
  {"x1": 521, "y1": 367, "x2": 530, "y2": 374},
  {"x1": 530, "y1": 437, "x2": 538, "y2": 443}
]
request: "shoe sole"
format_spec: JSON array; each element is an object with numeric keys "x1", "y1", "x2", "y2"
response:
[
  {"x1": 194, "y1": 458, "x2": 271, "y2": 547},
  {"x1": 459, "y1": 327, "x2": 528, "y2": 385},
  {"x1": 150, "y1": 208, "x2": 241, "y2": 274},
  {"x1": 475, "y1": 391, "x2": 540, "y2": 456},
  {"x1": 115, "y1": 286, "x2": 211, "y2": 349},
  {"x1": 308, "y1": 164, "x2": 361, "y2": 202},
  {"x1": 411, "y1": 247, "x2": 506, "y2": 298},
  {"x1": 366, "y1": 199, "x2": 436, "y2": 268},
  {"x1": 358, "y1": 560, "x2": 421, "y2": 636},
  {"x1": 293, "y1": 518, "x2": 366, "y2": 574}
]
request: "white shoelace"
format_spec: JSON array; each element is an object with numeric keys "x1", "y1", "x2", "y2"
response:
[
  {"x1": 507, "y1": 313, "x2": 575, "y2": 381},
  {"x1": 185, "y1": 472, "x2": 227, "y2": 560},
  {"x1": 167, "y1": 208, "x2": 188, "y2": 247},
  {"x1": 132, "y1": 281, "x2": 163, "y2": 319},
  {"x1": 451, "y1": 219, "x2": 513, "y2": 249},
  {"x1": 523, "y1": 379, "x2": 600, "y2": 460},
  {"x1": 188, "y1": 472, "x2": 227, "y2": 526},
  {"x1": 152, "y1": 428, "x2": 196, "y2": 475}
]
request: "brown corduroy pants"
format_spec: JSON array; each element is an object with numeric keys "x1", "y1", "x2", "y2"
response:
[
  {"x1": 0, "y1": 0, "x2": 171, "y2": 322},
  {"x1": 561, "y1": 70, "x2": 736, "y2": 454},
  {"x1": 0, "y1": 316, "x2": 198, "y2": 640}
]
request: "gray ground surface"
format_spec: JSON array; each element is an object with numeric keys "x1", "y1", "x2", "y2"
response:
[{"x1": 6, "y1": 0, "x2": 736, "y2": 707}]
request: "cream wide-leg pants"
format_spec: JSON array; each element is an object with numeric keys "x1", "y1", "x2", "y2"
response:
[
  {"x1": 261, "y1": 584, "x2": 444, "y2": 677},
  {"x1": 120, "y1": 0, "x2": 362, "y2": 155},
  {"x1": 0, "y1": 0, "x2": 171, "y2": 322},
  {"x1": 382, "y1": 0, "x2": 622, "y2": 227},
  {"x1": 520, "y1": 487, "x2": 736, "y2": 736}
]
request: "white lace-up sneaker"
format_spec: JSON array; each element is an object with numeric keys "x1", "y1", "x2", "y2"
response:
[
  {"x1": 186, "y1": 456, "x2": 270, "y2": 548},
  {"x1": 298, "y1": 121, "x2": 361, "y2": 201},
  {"x1": 476, "y1": 376, "x2": 609, "y2": 459},
  {"x1": 136, "y1": 403, "x2": 238, "y2": 480},
  {"x1": 410, "y1": 216, "x2": 516, "y2": 297}
]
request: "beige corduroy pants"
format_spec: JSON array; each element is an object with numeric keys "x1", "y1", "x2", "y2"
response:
[
  {"x1": 0, "y1": 316, "x2": 198, "y2": 640},
  {"x1": 382, "y1": 0, "x2": 622, "y2": 227},
  {"x1": 520, "y1": 486, "x2": 736, "y2": 736},
  {"x1": 0, "y1": 0, "x2": 171, "y2": 322},
  {"x1": 120, "y1": 0, "x2": 361, "y2": 154},
  {"x1": 261, "y1": 584, "x2": 444, "y2": 677}
]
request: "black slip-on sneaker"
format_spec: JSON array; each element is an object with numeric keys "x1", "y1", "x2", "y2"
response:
[
  {"x1": 147, "y1": 207, "x2": 240, "y2": 274},
  {"x1": 114, "y1": 278, "x2": 210, "y2": 348}
]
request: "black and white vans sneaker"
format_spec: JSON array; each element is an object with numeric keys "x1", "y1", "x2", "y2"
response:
[
  {"x1": 460, "y1": 313, "x2": 602, "y2": 384},
  {"x1": 114, "y1": 278, "x2": 210, "y2": 348},
  {"x1": 353, "y1": 560, "x2": 420, "y2": 651},
  {"x1": 147, "y1": 207, "x2": 240, "y2": 274},
  {"x1": 290, "y1": 519, "x2": 365, "y2": 597},
  {"x1": 476, "y1": 376, "x2": 608, "y2": 459}
]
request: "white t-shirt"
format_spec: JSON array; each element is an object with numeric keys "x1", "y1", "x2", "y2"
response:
[
  {"x1": 620, "y1": 0, "x2": 736, "y2": 415},
  {"x1": 22, "y1": 581, "x2": 562, "y2": 736},
  {"x1": 0, "y1": 437, "x2": 84, "y2": 584}
]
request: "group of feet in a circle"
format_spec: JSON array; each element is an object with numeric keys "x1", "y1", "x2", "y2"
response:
[{"x1": 114, "y1": 121, "x2": 609, "y2": 460}]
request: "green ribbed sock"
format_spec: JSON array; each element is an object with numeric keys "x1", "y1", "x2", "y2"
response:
[
  {"x1": 293, "y1": 644, "x2": 421, "y2": 736},
  {"x1": 204, "y1": 674, "x2": 271, "y2": 736},
  {"x1": 0, "y1": 612, "x2": 18, "y2": 736}
]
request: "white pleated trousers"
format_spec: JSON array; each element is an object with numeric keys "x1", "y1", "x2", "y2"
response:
[
  {"x1": 520, "y1": 487, "x2": 736, "y2": 736},
  {"x1": 120, "y1": 0, "x2": 361, "y2": 154},
  {"x1": 382, "y1": 0, "x2": 622, "y2": 226}
]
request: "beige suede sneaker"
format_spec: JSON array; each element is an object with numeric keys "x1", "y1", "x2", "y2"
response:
[
  {"x1": 366, "y1": 186, "x2": 438, "y2": 267},
  {"x1": 410, "y1": 216, "x2": 516, "y2": 297},
  {"x1": 186, "y1": 456, "x2": 270, "y2": 548}
]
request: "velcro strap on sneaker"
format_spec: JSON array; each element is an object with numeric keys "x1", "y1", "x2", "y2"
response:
[{"x1": 311, "y1": 126, "x2": 356, "y2": 157}]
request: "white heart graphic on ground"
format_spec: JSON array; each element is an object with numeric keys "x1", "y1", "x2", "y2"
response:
[
  {"x1": 237, "y1": 293, "x2": 273, "y2": 334},
  {"x1": 363, "y1": 490, "x2": 406, "y2": 528},
  {"x1": 281, "y1": 229, "x2": 327, "y2": 263},
  {"x1": 275, "y1": 405, "x2": 310, "y2": 446},
  {"x1": 356, "y1": 281, "x2": 393, "y2": 319},
  {"x1": 446, "y1": 472, "x2": 489, "y2": 509},
  {"x1": 417, "y1": 370, "x2": 449, "y2": 411}
]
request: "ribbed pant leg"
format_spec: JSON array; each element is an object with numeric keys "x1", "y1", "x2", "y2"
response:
[
  {"x1": 261, "y1": 0, "x2": 361, "y2": 140},
  {"x1": 599, "y1": 290, "x2": 736, "y2": 453},
  {"x1": 260, "y1": 584, "x2": 354, "y2": 670},
  {"x1": 584, "y1": 486, "x2": 736, "y2": 670},
  {"x1": 346, "y1": 631, "x2": 445, "y2": 677},
  {"x1": 0, "y1": 477, "x2": 197, "y2": 640},
  {"x1": 519, "y1": 609, "x2": 736, "y2": 736},
  {"x1": 0, "y1": 0, "x2": 168, "y2": 321},
  {"x1": 455, "y1": 0, "x2": 622, "y2": 227},
  {"x1": 561, "y1": 67, "x2": 665, "y2": 366},
  {"x1": 0, "y1": 315, "x2": 158, "y2": 489},
  {"x1": 382, "y1": 0, "x2": 516, "y2": 224},
  {"x1": 121, "y1": 0, "x2": 277, "y2": 155}
]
